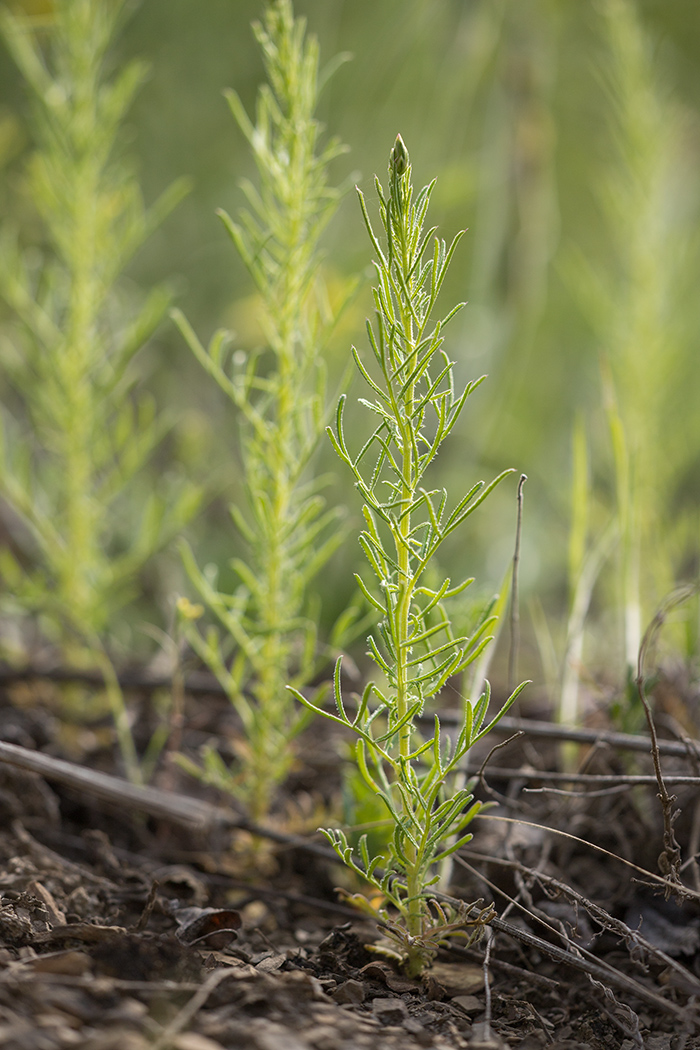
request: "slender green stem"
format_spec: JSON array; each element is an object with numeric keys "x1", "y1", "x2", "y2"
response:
[
  {"x1": 393, "y1": 173, "x2": 423, "y2": 940},
  {"x1": 304, "y1": 133, "x2": 525, "y2": 974},
  {"x1": 62, "y1": 126, "x2": 100, "y2": 638},
  {"x1": 177, "y1": 0, "x2": 352, "y2": 822}
]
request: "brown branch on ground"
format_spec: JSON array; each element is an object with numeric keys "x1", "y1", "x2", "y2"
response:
[
  {"x1": 3, "y1": 660, "x2": 700, "y2": 757},
  {"x1": 635, "y1": 587, "x2": 696, "y2": 895},
  {"x1": 0, "y1": 741, "x2": 337, "y2": 862},
  {"x1": 150, "y1": 968, "x2": 234, "y2": 1050},
  {"x1": 450, "y1": 857, "x2": 694, "y2": 1024}
]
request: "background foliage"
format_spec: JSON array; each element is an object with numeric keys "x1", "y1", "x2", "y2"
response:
[{"x1": 1, "y1": 0, "x2": 699, "y2": 695}]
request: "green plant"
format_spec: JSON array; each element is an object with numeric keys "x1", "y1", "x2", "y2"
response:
[
  {"x1": 174, "y1": 0, "x2": 358, "y2": 824},
  {"x1": 290, "y1": 135, "x2": 526, "y2": 977},
  {"x1": 564, "y1": 0, "x2": 699, "y2": 700},
  {"x1": 0, "y1": 0, "x2": 198, "y2": 781}
]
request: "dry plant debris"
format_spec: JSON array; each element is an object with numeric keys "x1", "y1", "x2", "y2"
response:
[{"x1": 3, "y1": 674, "x2": 700, "y2": 1049}]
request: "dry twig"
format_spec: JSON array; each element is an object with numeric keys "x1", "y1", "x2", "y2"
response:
[{"x1": 635, "y1": 588, "x2": 695, "y2": 892}]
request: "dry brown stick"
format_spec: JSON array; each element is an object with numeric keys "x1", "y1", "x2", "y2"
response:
[
  {"x1": 151, "y1": 967, "x2": 234, "y2": 1050},
  {"x1": 479, "y1": 812, "x2": 700, "y2": 903},
  {"x1": 0, "y1": 663, "x2": 222, "y2": 696},
  {"x1": 524, "y1": 784, "x2": 634, "y2": 799},
  {"x1": 0, "y1": 741, "x2": 338, "y2": 862},
  {"x1": 133, "y1": 880, "x2": 159, "y2": 932},
  {"x1": 635, "y1": 587, "x2": 696, "y2": 892},
  {"x1": 491, "y1": 907, "x2": 687, "y2": 1021},
  {"x1": 506, "y1": 859, "x2": 643, "y2": 1045},
  {"x1": 473, "y1": 926, "x2": 498, "y2": 1049},
  {"x1": 451, "y1": 859, "x2": 691, "y2": 1022},
  {"x1": 1, "y1": 741, "x2": 230, "y2": 829},
  {"x1": 478, "y1": 766, "x2": 700, "y2": 786},
  {"x1": 661, "y1": 718, "x2": 700, "y2": 893},
  {"x1": 4, "y1": 660, "x2": 699, "y2": 758},
  {"x1": 5, "y1": 735, "x2": 699, "y2": 897},
  {"x1": 473, "y1": 732, "x2": 530, "y2": 810},
  {"x1": 31, "y1": 923, "x2": 130, "y2": 947},
  {"x1": 540, "y1": 873, "x2": 699, "y2": 993},
  {"x1": 489, "y1": 715, "x2": 696, "y2": 758},
  {"x1": 460, "y1": 848, "x2": 700, "y2": 995}
]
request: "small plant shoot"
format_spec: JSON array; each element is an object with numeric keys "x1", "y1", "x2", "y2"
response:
[
  {"x1": 174, "y1": 0, "x2": 356, "y2": 824},
  {"x1": 0, "y1": 0, "x2": 197, "y2": 783},
  {"x1": 291, "y1": 135, "x2": 526, "y2": 976}
]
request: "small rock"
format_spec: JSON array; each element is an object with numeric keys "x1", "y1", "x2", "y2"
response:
[
  {"x1": 646, "y1": 1038, "x2": 672, "y2": 1050},
  {"x1": 250, "y1": 1020, "x2": 308, "y2": 1050},
  {"x1": 513, "y1": 1035, "x2": 549, "y2": 1050},
  {"x1": 336, "y1": 1015, "x2": 373, "y2": 1036},
  {"x1": 173, "y1": 1035, "x2": 225, "y2": 1050},
  {"x1": 82, "y1": 1029, "x2": 150, "y2": 1050},
  {"x1": 36, "y1": 1012, "x2": 81, "y2": 1033},
  {"x1": 403, "y1": 1017, "x2": 434, "y2": 1046},
  {"x1": 309, "y1": 1007, "x2": 340, "y2": 1022},
  {"x1": 451, "y1": 995, "x2": 483, "y2": 1015},
  {"x1": 305, "y1": 1024, "x2": 342, "y2": 1050},
  {"x1": 280, "y1": 970, "x2": 327, "y2": 1001},
  {"x1": 372, "y1": 997, "x2": 408, "y2": 1024},
  {"x1": 256, "y1": 953, "x2": 286, "y2": 973},
  {"x1": 30, "y1": 950, "x2": 91, "y2": 976},
  {"x1": 428, "y1": 962, "x2": 485, "y2": 996},
  {"x1": 26, "y1": 880, "x2": 67, "y2": 926},
  {"x1": 331, "y1": 979, "x2": 366, "y2": 1005},
  {"x1": 102, "y1": 998, "x2": 149, "y2": 1025}
]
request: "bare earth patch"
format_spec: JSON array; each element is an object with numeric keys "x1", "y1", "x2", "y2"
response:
[{"x1": 1, "y1": 674, "x2": 700, "y2": 1049}]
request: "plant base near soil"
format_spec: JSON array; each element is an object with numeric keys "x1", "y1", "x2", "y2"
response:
[{"x1": 1, "y1": 676, "x2": 700, "y2": 1049}]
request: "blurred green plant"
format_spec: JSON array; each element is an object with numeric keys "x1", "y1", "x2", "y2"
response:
[
  {"x1": 174, "y1": 0, "x2": 359, "y2": 824},
  {"x1": 561, "y1": 0, "x2": 700, "y2": 724},
  {"x1": 0, "y1": 0, "x2": 198, "y2": 782},
  {"x1": 290, "y1": 135, "x2": 526, "y2": 977}
]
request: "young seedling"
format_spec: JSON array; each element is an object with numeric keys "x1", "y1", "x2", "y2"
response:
[
  {"x1": 174, "y1": 0, "x2": 357, "y2": 824},
  {"x1": 290, "y1": 135, "x2": 526, "y2": 977},
  {"x1": 0, "y1": 0, "x2": 197, "y2": 782}
]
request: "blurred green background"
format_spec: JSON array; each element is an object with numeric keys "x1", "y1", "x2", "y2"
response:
[{"x1": 1, "y1": 0, "x2": 699, "y2": 693}]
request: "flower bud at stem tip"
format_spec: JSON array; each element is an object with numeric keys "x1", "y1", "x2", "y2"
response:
[{"x1": 390, "y1": 133, "x2": 409, "y2": 177}]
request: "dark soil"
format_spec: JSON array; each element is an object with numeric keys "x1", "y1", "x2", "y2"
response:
[{"x1": 1, "y1": 671, "x2": 700, "y2": 1050}]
